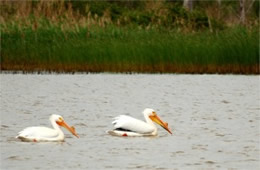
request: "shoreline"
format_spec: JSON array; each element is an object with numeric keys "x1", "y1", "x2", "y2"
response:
[
  {"x1": 1, "y1": 2, "x2": 259, "y2": 75},
  {"x1": 1, "y1": 63, "x2": 259, "y2": 75}
]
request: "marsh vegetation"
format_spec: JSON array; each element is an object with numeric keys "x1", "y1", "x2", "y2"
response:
[{"x1": 1, "y1": 0, "x2": 259, "y2": 73}]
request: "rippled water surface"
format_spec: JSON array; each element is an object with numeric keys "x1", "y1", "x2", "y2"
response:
[{"x1": 1, "y1": 73, "x2": 259, "y2": 169}]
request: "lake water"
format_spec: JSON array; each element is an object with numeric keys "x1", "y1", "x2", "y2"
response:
[{"x1": 0, "y1": 73, "x2": 259, "y2": 169}]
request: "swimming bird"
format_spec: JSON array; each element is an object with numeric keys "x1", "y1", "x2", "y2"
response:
[
  {"x1": 107, "y1": 108, "x2": 172, "y2": 137},
  {"x1": 16, "y1": 114, "x2": 79, "y2": 142}
]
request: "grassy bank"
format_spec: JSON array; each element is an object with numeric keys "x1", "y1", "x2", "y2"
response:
[
  {"x1": 1, "y1": 25, "x2": 259, "y2": 74},
  {"x1": 0, "y1": 1, "x2": 259, "y2": 74}
]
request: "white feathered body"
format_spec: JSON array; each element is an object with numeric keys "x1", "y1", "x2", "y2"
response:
[
  {"x1": 16, "y1": 126, "x2": 64, "y2": 142},
  {"x1": 107, "y1": 115, "x2": 157, "y2": 137}
]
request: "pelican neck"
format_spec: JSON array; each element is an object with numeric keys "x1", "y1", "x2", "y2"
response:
[
  {"x1": 143, "y1": 112, "x2": 158, "y2": 135},
  {"x1": 50, "y1": 116, "x2": 62, "y2": 131}
]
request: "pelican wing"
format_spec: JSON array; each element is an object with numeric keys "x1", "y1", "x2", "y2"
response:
[
  {"x1": 112, "y1": 115, "x2": 154, "y2": 134},
  {"x1": 17, "y1": 126, "x2": 59, "y2": 139}
]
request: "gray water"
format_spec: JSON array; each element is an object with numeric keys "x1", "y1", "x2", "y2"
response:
[{"x1": 0, "y1": 73, "x2": 259, "y2": 170}]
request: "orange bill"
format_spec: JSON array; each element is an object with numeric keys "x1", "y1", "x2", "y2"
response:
[
  {"x1": 149, "y1": 114, "x2": 172, "y2": 134},
  {"x1": 57, "y1": 120, "x2": 79, "y2": 138}
]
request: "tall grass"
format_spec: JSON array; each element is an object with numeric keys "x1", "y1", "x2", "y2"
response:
[
  {"x1": 1, "y1": 0, "x2": 259, "y2": 73},
  {"x1": 1, "y1": 23, "x2": 259, "y2": 73}
]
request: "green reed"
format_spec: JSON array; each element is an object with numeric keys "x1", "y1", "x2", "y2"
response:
[{"x1": 1, "y1": 22, "x2": 259, "y2": 73}]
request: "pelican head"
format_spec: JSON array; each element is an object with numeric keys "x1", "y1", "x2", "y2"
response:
[
  {"x1": 51, "y1": 114, "x2": 79, "y2": 138},
  {"x1": 143, "y1": 108, "x2": 172, "y2": 134}
]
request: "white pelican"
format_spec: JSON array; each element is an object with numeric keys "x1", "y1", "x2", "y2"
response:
[
  {"x1": 107, "y1": 108, "x2": 172, "y2": 137},
  {"x1": 16, "y1": 114, "x2": 79, "y2": 142}
]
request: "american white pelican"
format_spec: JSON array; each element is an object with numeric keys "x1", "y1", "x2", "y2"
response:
[
  {"x1": 16, "y1": 114, "x2": 79, "y2": 142},
  {"x1": 107, "y1": 108, "x2": 172, "y2": 137}
]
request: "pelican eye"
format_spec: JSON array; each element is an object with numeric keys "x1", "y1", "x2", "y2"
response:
[
  {"x1": 58, "y1": 117, "x2": 63, "y2": 121},
  {"x1": 152, "y1": 111, "x2": 156, "y2": 115}
]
